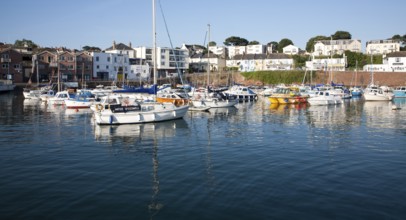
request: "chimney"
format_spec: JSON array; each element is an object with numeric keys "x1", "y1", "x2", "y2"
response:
[{"x1": 113, "y1": 41, "x2": 116, "y2": 50}]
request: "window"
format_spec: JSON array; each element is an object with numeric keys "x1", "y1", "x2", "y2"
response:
[
  {"x1": 114, "y1": 57, "x2": 117, "y2": 62},
  {"x1": 96, "y1": 56, "x2": 99, "y2": 62},
  {"x1": 107, "y1": 57, "x2": 110, "y2": 62},
  {"x1": 106, "y1": 65, "x2": 109, "y2": 69},
  {"x1": 2, "y1": 64, "x2": 9, "y2": 69},
  {"x1": 396, "y1": 58, "x2": 400, "y2": 62},
  {"x1": 96, "y1": 65, "x2": 99, "y2": 69}
]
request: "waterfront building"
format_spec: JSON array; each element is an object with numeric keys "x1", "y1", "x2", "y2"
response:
[
  {"x1": 363, "y1": 51, "x2": 406, "y2": 72},
  {"x1": 313, "y1": 39, "x2": 362, "y2": 56},
  {"x1": 105, "y1": 41, "x2": 137, "y2": 58},
  {"x1": 227, "y1": 44, "x2": 267, "y2": 59},
  {"x1": 227, "y1": 53, "x2": 293, "y2": 72},
  {"x1": 91, "y1": 52, "x2": 130, "y2": 81},
  {"x1": 188, "y1": 53, "x2": 226, "y2": 73},
  {"x1": 134, "y1": 46, "x2": 189, "y2": 78},
  {"x1": 305, "y1": 55, "x2": 347, "y2": 71},
  {"x1": 366, "y1": 39, "x2": 400, "y2": 55},
  {"x1": 0, "y1": 44, "x2": 32, "y2": 83}
]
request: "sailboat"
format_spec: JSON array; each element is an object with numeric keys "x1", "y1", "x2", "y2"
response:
[
  {"x1": 363, "y1": 55, "x2": 393, "y2": 101},
  {"x1": 190, "y1": 24, "x2": 238, "y2": 108},
  {"x1": 93, "y1": 0, "x2": 189, "y2": 125}
]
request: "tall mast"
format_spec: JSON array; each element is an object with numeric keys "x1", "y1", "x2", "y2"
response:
[
  {"x1": 207, "y1": 24, "x2": 210, "y2": 88},
  {"x1": 152, "y1": 0, "x2": 157, "y2": 86}
]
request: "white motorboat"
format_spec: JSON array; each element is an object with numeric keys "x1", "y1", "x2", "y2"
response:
[
  {"x1": 307, "y1": 90, "x2": 342, "y2": 106},
  {"x1": 363, "y1": 84, "x2": 393, "y2": 101},
  {"x1": 93, "y1": 95, "x2": 189, "y2": 125}
]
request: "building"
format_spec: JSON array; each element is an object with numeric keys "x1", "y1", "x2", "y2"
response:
[
  {"x1": 105, "y1": 41, "x2": 137, "y2": 58},
  {"x1": 363, "y1": 51, "x2": 406, "y2": 72},
  {"x1": 226, "y1": 53, "x2": 294, "y2": 72},
  {"x1": 0, "y1": 44, "x2": 33, "y2": 83},
  {"x1": 188, "y1": 53, "x2": 226, "y2": 73},
  {"x1": 134, "y1": 46, "x2": 189, "y2": 78},
  {"x1": 313, "y1": 39, "x2": 362, "y2": 56},
  {"x1": 283, "y1": 45, "x2": 299, "y2": 55},
  {"x1": 91, "y1": 52, "x2": 130, "y2": 81},
  {"x1": 305, "y1": 55, "x2": 347, "y2": 71},
  {"x1": 227, "y1": 44, "x2": 267, "y2": 59},
  {"x1": 365, "y1": 39, "x2": 400, "y2": 55}
]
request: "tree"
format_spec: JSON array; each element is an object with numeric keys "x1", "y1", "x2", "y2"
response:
[
  {"x1": 305, "y1": 35, "x2": 330, "y2": 52},
  {"x1": 14, "y1": 39, "x2": 39, "y2": 49},
  {"x1": 208, "y1": 41, "x2": 216, "y2": 46},
  {"x1": 267, "y1": 41, "x2": 278, "y2": 53},
  {"x1": 248, "y1": 40, "x2": 260, "y2": 45},
  {"x1": 331, "y1": 31, "x2": 352, "y2": 40},
  {"x1": 391, "y1": 34, "x2": 406, "y2": 51},
  {"x1": 223, "y1": 36, "x2": 248, "y2": 46},
  {"x1": 82, "y1": 46, "x2": 102, "y2": 52},
  {"x1": 278, "y1": 38, "x2": 293, "y2": 53}
]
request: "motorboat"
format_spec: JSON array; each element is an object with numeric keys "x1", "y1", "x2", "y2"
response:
[
  {"x1": 393, "y1": 86, "x2": 406, "y2": 98},
  {"x1": 93, "y1": 95, "x2": 189, "y2": 125},
  {"x1": 224, "y1": 85, "x2": 257, "y2": 102},
  {"x1": 307, "y1": 90, "x2": 342, "y2": 105},
  {"x1": 64, "y1": 90, "x2": 100, "y2": 109},
  {"x1": 363, "y1": 84, "x2": 394, "y2": 101}
]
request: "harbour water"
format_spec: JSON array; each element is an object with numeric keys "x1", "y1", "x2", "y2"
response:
[{"x1": 1, "y1": 91, "x2": 406, "y2": 220}]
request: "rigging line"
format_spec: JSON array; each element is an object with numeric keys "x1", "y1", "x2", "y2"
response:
[{"x1": 158, "y1": 0, "x2": 187, "y2": 94}]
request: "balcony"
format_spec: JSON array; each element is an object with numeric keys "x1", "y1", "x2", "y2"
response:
[{"x1": 1, "y1": 58, "x2": 11, "y2": 63}]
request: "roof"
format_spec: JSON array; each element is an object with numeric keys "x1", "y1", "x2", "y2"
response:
[
  {"x1": 105, "y1": 43, "x2": 133, "y2": 51},
  {"x1": 386, "y1": 51, "x2": 406, "y2": 58}
]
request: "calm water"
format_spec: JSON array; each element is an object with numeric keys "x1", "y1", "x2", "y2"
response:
[{"x1": 1, "y1": 90, "x2": 406, "y2": 220}]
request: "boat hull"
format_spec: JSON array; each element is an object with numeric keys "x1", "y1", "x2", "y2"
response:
[{"x1": 94, "y1": 103, "x2": 189, "y2": 125}]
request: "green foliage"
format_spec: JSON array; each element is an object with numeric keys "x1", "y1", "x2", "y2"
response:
[
  {"x1": 292, "y1": 55, "x2": 309, "y2": 68},
  {"x1": 305, "y1": 35, "x2": 330, "y2": 52},
  {"x1": 224, "y1": 36, "x2": 248, "y2": 46},
  {"x1": 344, "y1": 50, "x2": 383, "y2": 70},
  {"x1": 14, "y1": 39, "x2": 39, "y2": 49},
  {"x1": 241, "y1": 70, "x2": 307, "y2": 84},
  {"x1": 208, "y1": 41, "x2": 216, "y2": 46},
  {"x1": 332, "y1": 31, "x2": 352, "y2": 40},
  {"x1": 248, "y1": 40, "x2": 260, "y2": 45},
  {"x1": 278, "y1": 38, "x2": 293, "y2": 53},
  {"x1": 267, "y1": 41, "x2": 278, "y2": 53},
  {"x1": 82, "y1": 46, "x2": 102, "y2": 52}
]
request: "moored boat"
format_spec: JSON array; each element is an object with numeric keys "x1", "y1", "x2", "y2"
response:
[{"x1": 393, "y1": 86, "x2": 406, "y2": 98}]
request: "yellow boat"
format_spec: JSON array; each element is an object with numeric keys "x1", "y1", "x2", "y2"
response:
[{"x1": 268, "y1": 87, "x2": 308, "y2": 104}]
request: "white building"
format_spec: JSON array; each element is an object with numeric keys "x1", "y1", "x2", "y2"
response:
[
  {"x1": 365, "y1": 39, "x2": 400, "y2": 55},
  {"x1": 134, "y1": 46, "x2": 189, "y2": 78},
  {"x1": 105, "y1": 41, "x2": 137, "y2": 58},
  {"x1": 305, "y1": 56, "x2": 347, "y2": 71},
  {"x1": 227, "y1": 45, "x2": 247, "y2": 59},
  {"x1": 208, "y1": 45, "x2": 227, "y2": 57},
  {"x1": 91, "y1": 52, "x2": 130, "y2": 81},
  {"x1": 226, "y1": 53, "x2": 294, "y2": 72},
  {"x1": 189, "y1": 53, "x2": 226, "y2": 73},
  {"x1": 313, "y1": 39, "x2": 362, "y2": 56},
  {"x1": 227, "y1": 44, "x2": 267, "y2": 59},
  {"x1": 363, "y1": 51, "x2": 406, "y2": 72},
  {"x1": 283, "y1": 45, "x2": 299, "y2": 55}
]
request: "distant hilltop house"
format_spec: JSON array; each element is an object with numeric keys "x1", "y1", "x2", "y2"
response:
[
  {"x1": 313, "y1": 39, "x2": 362, "y2": 56},
  {"x1": 365, "y1": 39, "x2": 401, "y2": 55},
  {"x1": 282, "y1": 44, "x2": 299, "y2": 55}
]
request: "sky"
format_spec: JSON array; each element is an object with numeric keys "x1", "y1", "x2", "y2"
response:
[{"x1": 1, "y1": 0, "x2": 405, "y2": 51}]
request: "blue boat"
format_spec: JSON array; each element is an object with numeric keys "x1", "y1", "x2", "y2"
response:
[
  {"x1": 393, "y1": 86, "x2": 406, "y2": 98},
  {"x1": 113, "y1": 84, "x2": 158, "y2": 94}
]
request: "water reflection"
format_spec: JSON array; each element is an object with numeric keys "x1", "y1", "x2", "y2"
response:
[
  {"x1": 363, "y1": 101, "x2": 406, "y2": 130},
  {"x1": 93, "y1": 119, "x2": 189, "y2": 145}
]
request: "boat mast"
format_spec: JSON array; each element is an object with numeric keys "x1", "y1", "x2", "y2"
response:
[
  {"x1": 152, "y1": 0, "x2": 157, "y2": 86},
  {"x1": 207, "y1": 24, "x2": 210, "y2": 89}
]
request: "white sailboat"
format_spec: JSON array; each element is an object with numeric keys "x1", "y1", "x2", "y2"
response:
[
  {"x1": 190, "y1": 24, "x2": 238, "y2": 108},
  {"x1": 93, "y1": 0, "x2": 189, "y2": 125},
  {"x1": 363, "y1": 55, "x2": 393, "y2": 101}
]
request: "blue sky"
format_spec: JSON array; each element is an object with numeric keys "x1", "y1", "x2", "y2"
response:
[{"x1": 1, "y1": 0, "x2": 405, "y2": 51}]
